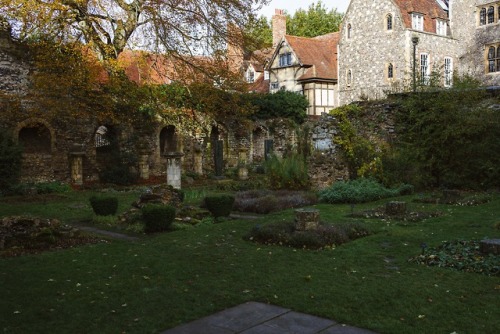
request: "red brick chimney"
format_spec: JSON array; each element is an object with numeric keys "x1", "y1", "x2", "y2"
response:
[{"x1": 272, "y1": 9, "x2": 286, "y2": 47}]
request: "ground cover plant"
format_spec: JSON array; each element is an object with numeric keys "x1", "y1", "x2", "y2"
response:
[
  {"x1": 0, "y1": 190, "x2": 499, "y2": 334},
  {"x1": 234, "y1": 190, "x2": 317, "y2": 214}
]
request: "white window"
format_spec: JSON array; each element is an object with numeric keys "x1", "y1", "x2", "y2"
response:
[
  {"x1": 246, "y1": 69, "x2": 255, "y2": 83},
  {"x1": 315, "y1": 89, "x2": 334, "y2": 107},
  {"x1": 279, "y1": 52, "x2": 292, "y2": 67},
  {"x1": 436, "y1": 19, "x2": 447, "y2": 36},
  {"x1": 412, "y1": 13, "x2": 424, "y2": 31},
  {"x1": 420, "y1": 53, "x2": 430, "y2": 85},
  {"x1": 270, "y1": 82, "x2": 279, "y2": 90},
  {"x1": 444, "y1": 57, "x2": 453, "y2": 87},
  {"x1": 264, "y1": 70, "x2": 270, "y2": 80}
]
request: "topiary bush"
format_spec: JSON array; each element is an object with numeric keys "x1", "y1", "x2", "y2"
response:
[
  {"x1": 204, "y1": 194, "x2": 235, "y2": 218},
  {"x1": 89, "y1": 195, "x2": 119, "y2": 216},
  {"x1": 142, "y1": 204, "x2": 176, "y2": 233}
]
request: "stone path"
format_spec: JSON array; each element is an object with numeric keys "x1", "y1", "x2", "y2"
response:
[
  {"x1": 76, "y1": 225, "x2": 140, "y2": 241},
  {"x1": 161, "y1": 302, "x2": 377, "y2": 334}
]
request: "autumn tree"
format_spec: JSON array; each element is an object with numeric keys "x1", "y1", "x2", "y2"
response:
[{"x1": 0, "y1": 0, "x2": 270, "y2": 78}]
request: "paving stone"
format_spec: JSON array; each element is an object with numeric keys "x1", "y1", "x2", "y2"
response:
[
  {"x1": 241, "y1": 311, "x2": 336, "y2": 334},
  {"x1": 162, "y1": 302, "x2": 289, "y2": 334}
]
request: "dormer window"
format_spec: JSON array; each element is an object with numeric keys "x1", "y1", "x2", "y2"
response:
[
  {"x1": 386, "y1": 14, "x2": 393, "y2": 30},
  {"x1": 412, "y1": 13, "x2": 424, "y2": 31},
  {"x1": 436, "y1": 19, "x2": 447, "y2": 36},
  {"x1": 279, "y1": 52, "x2": 292, "y2": 67}
]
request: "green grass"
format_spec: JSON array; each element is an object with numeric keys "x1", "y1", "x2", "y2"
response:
[{"x1": 1, "y1": 191, "x2": 499, "y2": 333}]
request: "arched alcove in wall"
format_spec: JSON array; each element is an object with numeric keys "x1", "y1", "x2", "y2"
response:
[
  {"x1": 15, "y1": 118, "x2": 55, "y2": 154},
  {"x1": 159, "y1": 125, "x2": 178, "y2": 153}
]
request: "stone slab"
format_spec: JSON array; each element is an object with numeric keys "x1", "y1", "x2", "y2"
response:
[
  {"x1": 241, "y1": 311, "x2": 337, "y2": 334},
  {"x1": 161, "y1": 302, "x2": 289, "y2": 334}
]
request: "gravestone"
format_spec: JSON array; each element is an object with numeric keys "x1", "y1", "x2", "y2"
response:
[
  {"x1": 385, "y1": 201, "x2": 407, "y2": 216},
  {"x1": 264, "y1": 139, "x2": 274, "y2": 160},
  {"x1": 480, "y1": 239, "x2": 500, "y2": 255},
  {"x1": 214, "y1": 140, "x2": 224, "y2": 177}
]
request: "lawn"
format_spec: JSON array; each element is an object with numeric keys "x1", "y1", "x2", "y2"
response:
[{"x1": 1, "y1": 189, "x2": 499, "y2": 334}]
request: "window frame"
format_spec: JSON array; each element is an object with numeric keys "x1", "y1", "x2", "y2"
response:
[
  {"x1": 420, "y1": 53, "x2": 430, "y2": 85},
  {"x1": 412, "y1": 13, "x2": 424, "y2": 31},
  {"x1": 487, "y1": 6, "x2": 495, "y2": 24},
  {"x1": 444, "y1": 57, "x2": 453, "y2": 87},
  {"x1": 386, "y1": 14, "x2": 393, "y2": 31},
  {"x1": 480, "y1": 7, "x2": 487, "y2": 25},
  {"x1": 279, "y1": 52, "x2": 292, "y2": 67},
  {"x1": 387, "y1": 63, "x2": 394, "y2": 80},
  {"x1": 346, "y1": 69, "x2": 353, "y2": 87},
  {"x1": 436, "y1": 19, "x2": 447, "y2": 36}
]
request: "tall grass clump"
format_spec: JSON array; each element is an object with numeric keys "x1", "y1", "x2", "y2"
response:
[
  {"x1": 264, "y1": 153, "x2": 309, "y2": 190},
  {"x1": 318, "y1": 178, "x2": 412, "y2": 204}
]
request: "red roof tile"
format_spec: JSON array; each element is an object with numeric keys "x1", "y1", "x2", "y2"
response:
[
  {"x1": 284, "y1": 32, "x2": 339, "y2": 81},
  {"x1": 393, "y1": 0, "x2": 449, "y2": 32}
]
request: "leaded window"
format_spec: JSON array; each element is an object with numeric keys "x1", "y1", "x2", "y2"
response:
[
  {"x1": 388, "y1": 63, "x2": 394, "y2": 79},
  {"x1": 480, "y1": 8, "x2": 486, "y2": 25},
  {"x1": 387, "y1": 14, "x2": 393, "y2": 30},
  {"x1": 420, "y1": 53, "x2": 430, "y2": 84},
  {"x1": 444, "y1": 57, "x2": 453, "y2": 87},
  {"x1": 488, "y1": 46, "x2": 496, "y2": 73},
  {"x1": 488, "y1": 6, "x2": 495, "y2": 24}
]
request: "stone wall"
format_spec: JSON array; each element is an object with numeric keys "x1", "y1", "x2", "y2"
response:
[
  {"x1": 339, "y1": 0, "x2": 460, "y2": 105},
  {"x1": 0, "y1": 25, "x2": 30, "y2": 95}
]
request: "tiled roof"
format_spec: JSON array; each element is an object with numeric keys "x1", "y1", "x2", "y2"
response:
[
  {"x1": 393, "y1": 0, "x2": 449, "y2": 32},
  {"x1": 285, "y1": 32, "x2": 339, "y2": 81},
  {"x1": 249, "y1": 74, "x2": 269, "y2": 93}
]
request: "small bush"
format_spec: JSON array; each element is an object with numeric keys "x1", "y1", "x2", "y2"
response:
[
  {"x1": 35, "y1": 182, "x2": 72, "y2": 194},
  {"x1": 318, "y1": 178, "x2": 407, "y2": 204},
  {"x1": 89, "y1": 195, "x2": 119, "y2": 216},
  {"x1": 142, "y1": 204, "x2": 176, "y2": 233},
  {"x1": 204, "y1": 194, "x2": 235, "y2": 218}
]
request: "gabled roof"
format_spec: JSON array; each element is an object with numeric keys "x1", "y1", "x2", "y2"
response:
[
  {"x1": 272, "y1": 32, "x2": 339, "y2": 82},
  {"x1": 393, "y1": 0, "x2": 449, "y2": 31}
]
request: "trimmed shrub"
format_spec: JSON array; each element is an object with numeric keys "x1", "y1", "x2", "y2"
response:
[
  {"x1": 142, "y1": 204, "x2": 176, "y2": 233},
  {"x1": 89, "y1": 195, "x2": 118, "y2": 216},
  {"x1": 204, "y1": 194, "x2": 235, "y2": 218}
]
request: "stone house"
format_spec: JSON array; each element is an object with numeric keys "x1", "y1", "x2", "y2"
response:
[
  {"x1": 338, "y1": 0, "x2": 500, "y2": 105},
  {"x1": 266, "y1": 10, "x2": 340, "y2": 117}
]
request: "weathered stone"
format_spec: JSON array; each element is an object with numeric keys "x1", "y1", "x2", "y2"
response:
[
  {"x1": 479, "y1": 239, "x2": 500, "y2": 255},
  {"x1": 294, "y1": 209, "x2": 320, "y2": 231},
  {"x1": 385, "y1": 201, "x2": 407, "y2": 216}
]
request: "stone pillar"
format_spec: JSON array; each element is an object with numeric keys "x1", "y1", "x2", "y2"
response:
[
  {"x1": 238, "y1": 147, "x2": 249, "y2": 180},
  {"x1": 193, "y1": 142, "x2": 203, "y2": 175},
  {"x1": 69, "y1": 151, "x2": 85, "y2": 185},
  {"x1": 164, "y1": 152, "x2": 184, "y2": 189},
  {"x1": 138, "y1": 151, "x2": 150, "y2": 180}
]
